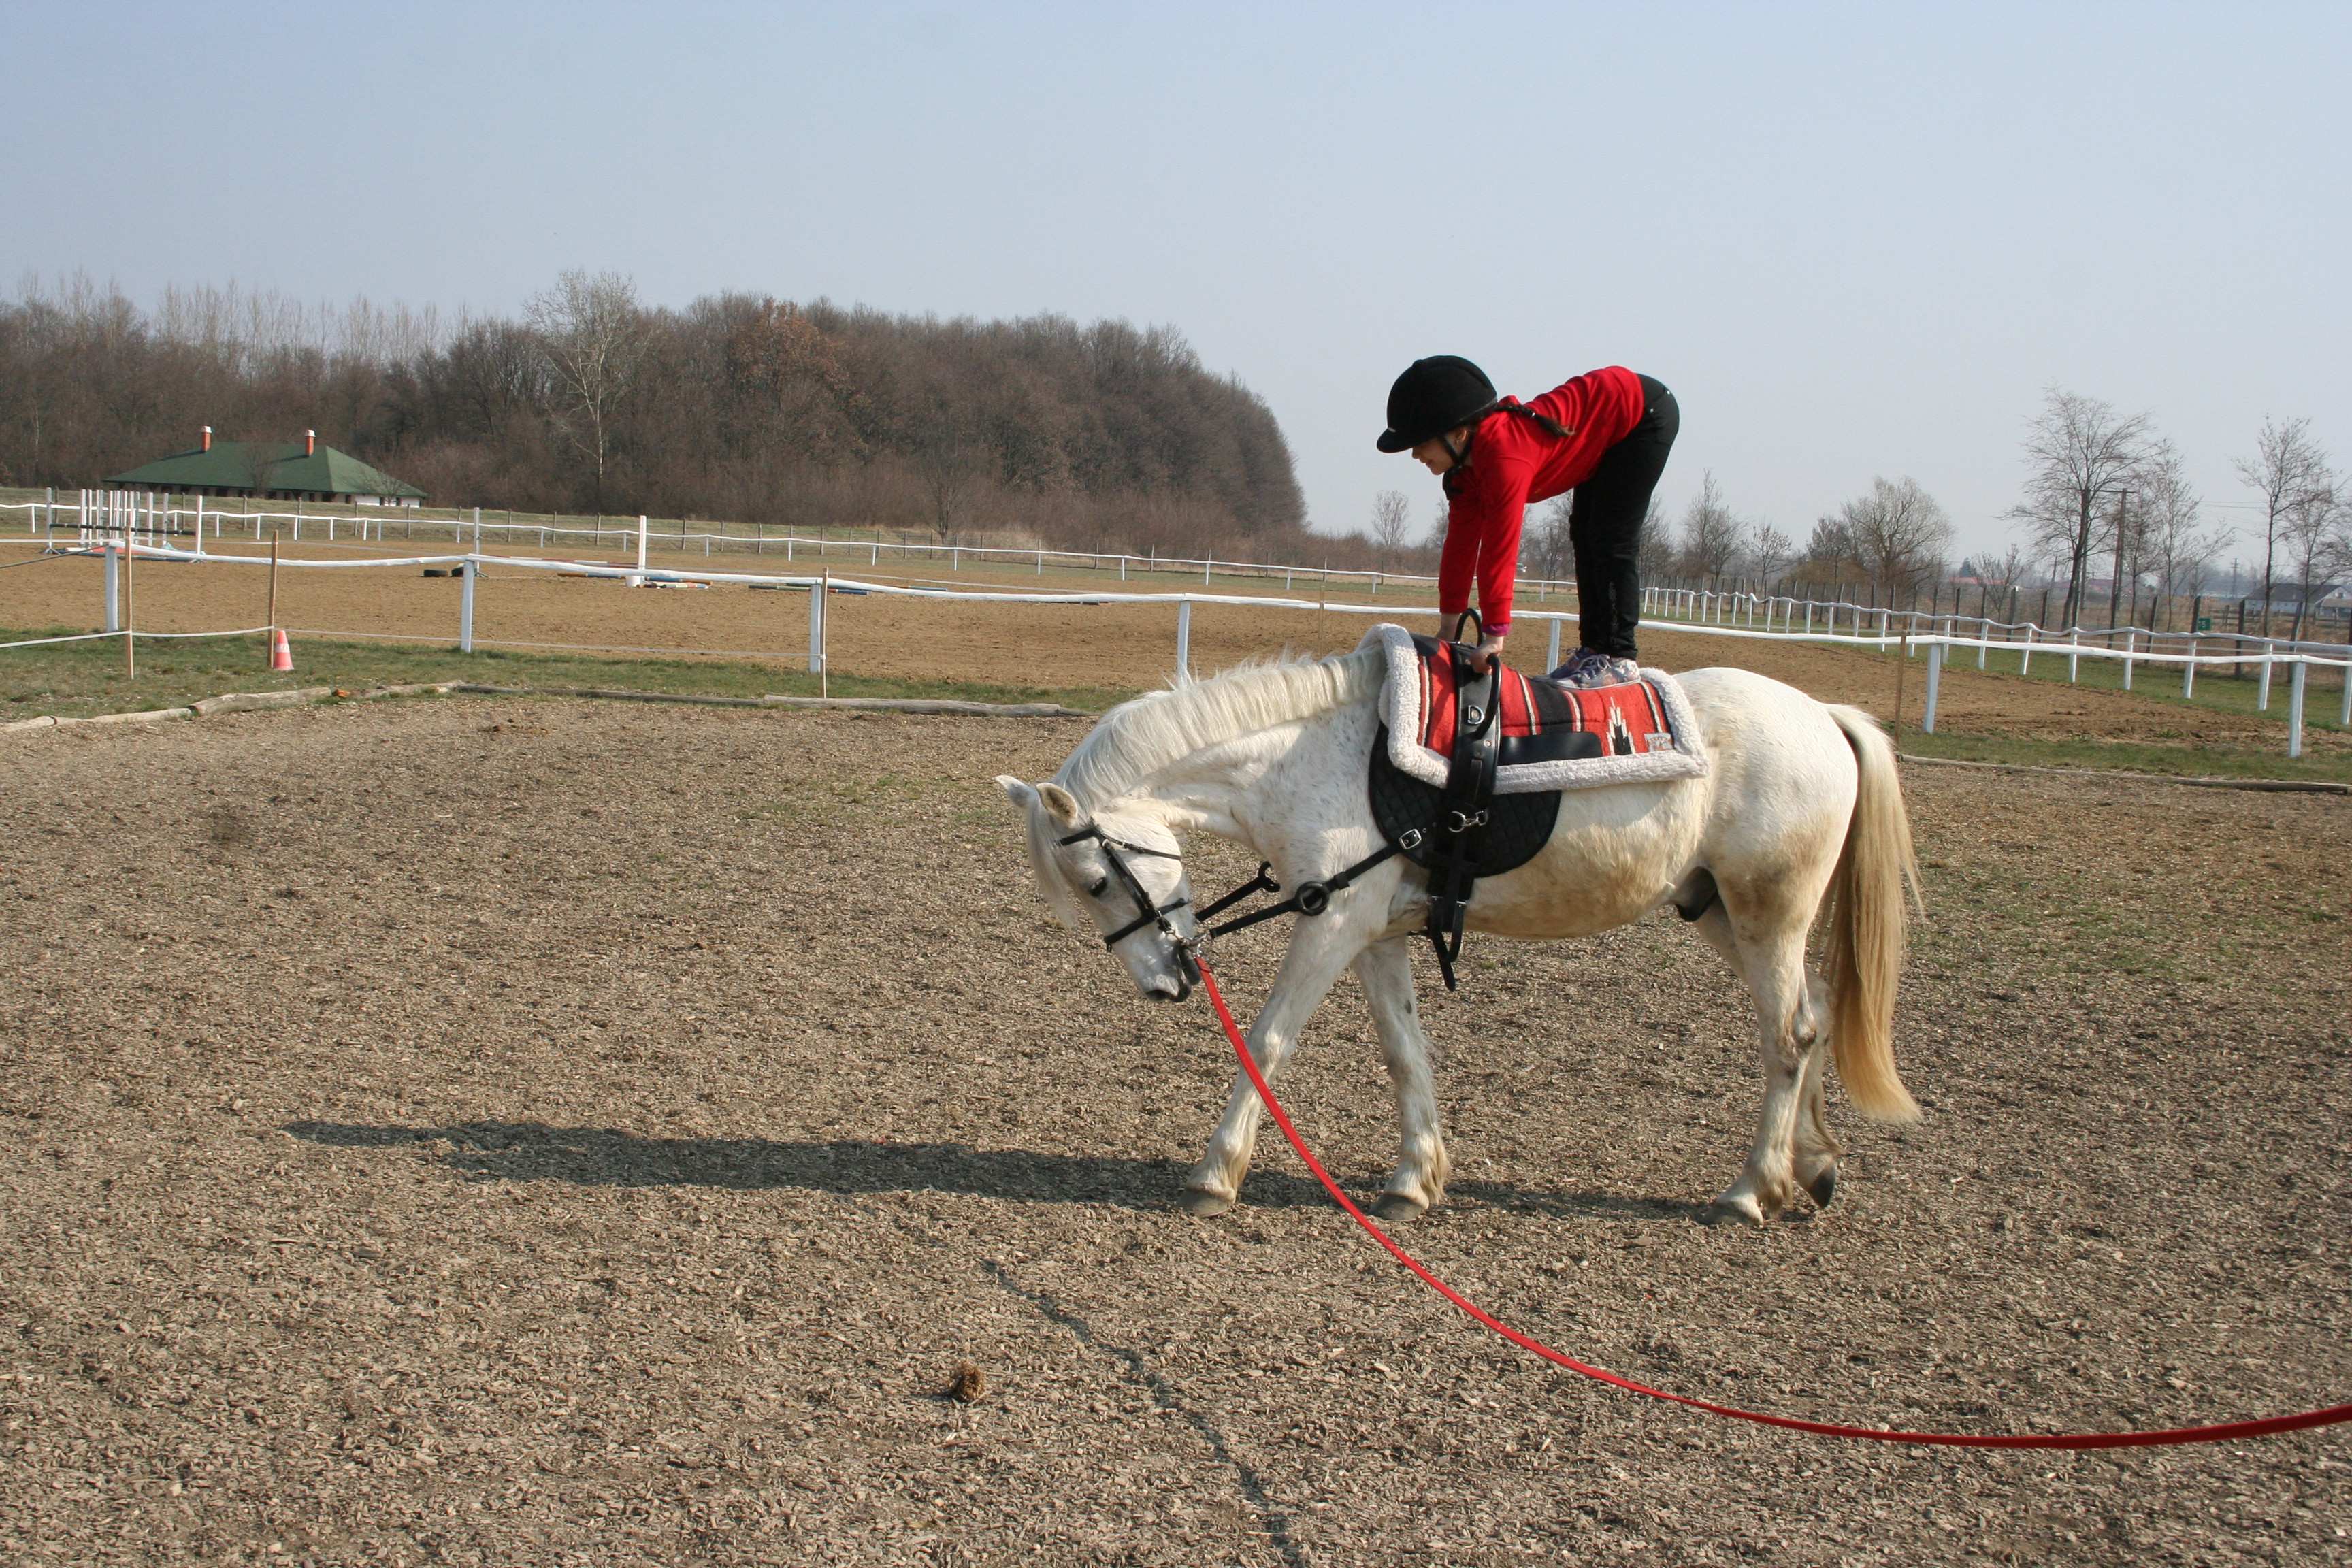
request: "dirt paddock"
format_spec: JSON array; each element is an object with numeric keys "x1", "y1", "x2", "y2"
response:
[{"x1": 3, "y1": 697, "x2": 2349, "y2": 1565}]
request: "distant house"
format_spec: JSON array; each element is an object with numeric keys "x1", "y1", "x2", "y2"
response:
[{"x1": 108, "y1": 427, "x2": 425, "y2": 507}]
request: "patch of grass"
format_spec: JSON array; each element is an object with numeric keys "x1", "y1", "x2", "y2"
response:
[
  {"x1": 0, "y1": 627, "x2": 1130, "y2": 721},
  {"x1": 1896, "y1": 724, "x2": 2352, "y2": 785}
]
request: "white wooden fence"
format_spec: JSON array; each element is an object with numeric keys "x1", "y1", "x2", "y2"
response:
[{"x1": 10, "y1": 534, "x2": 2347, "y2": 759}]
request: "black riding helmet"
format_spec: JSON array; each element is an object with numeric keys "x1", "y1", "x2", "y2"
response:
[{"x1": 1376, "y1": 355, "x2": 1501, "y2": 453}]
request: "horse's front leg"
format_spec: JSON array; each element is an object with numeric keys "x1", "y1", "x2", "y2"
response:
[
  {"x1": 1183, "y1": 917, "x2": 1365, "y2": 1215},
  {"x1": 1354, "y1": 936, "x2": 1450, "y2": 1222}
]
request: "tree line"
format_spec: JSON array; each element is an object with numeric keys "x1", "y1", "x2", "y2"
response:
[{"x1": 0, "y1": 272, "x2": 1308, "y2": 559}]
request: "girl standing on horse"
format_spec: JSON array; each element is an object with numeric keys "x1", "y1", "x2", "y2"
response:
[{"x1": 1378, "y1": 357, "x2": 1679, "y2": 685}]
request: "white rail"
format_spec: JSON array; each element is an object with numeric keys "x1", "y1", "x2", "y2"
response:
[
  {"x1": 1, "y1": 496, "x2": 1569, "y2": 600},
  {"x1": 11, "y1": 539, "x2": 2345, "y2": 757}
]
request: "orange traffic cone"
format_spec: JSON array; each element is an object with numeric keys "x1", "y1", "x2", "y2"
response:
[{"x1": 269, "y1": 628, "x2": 293, "y2": 672}]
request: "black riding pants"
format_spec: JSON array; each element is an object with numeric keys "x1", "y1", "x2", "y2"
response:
[{"x1": 1569, "y1": 374, "x2": 1678, "y2": 659}]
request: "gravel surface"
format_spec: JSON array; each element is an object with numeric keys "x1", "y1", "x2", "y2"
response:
[{"x1": 3, "y1": 697, "x2": 2348, "y2": 1565}]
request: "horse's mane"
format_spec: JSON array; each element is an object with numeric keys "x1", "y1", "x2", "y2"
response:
[{"x1": 1054, "y1": 646, "x2": 1383, "y2": 806}]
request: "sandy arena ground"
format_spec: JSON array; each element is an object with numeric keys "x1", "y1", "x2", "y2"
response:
[
  {"x1": 4, "y1": 538, "x2": 2342, "y2": 753},
  {"x1": 3, "y1": 695, "x2": 2348, "y2": 1565}
]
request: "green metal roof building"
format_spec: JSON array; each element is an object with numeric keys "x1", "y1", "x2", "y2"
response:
[{"x1": 109, "y1": 429, "x2": 426, "y2": 505}]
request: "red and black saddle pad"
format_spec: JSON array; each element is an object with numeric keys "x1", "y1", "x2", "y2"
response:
[{"x1": 1405, "y1": 633, "x2": 1675, "y2": 766}]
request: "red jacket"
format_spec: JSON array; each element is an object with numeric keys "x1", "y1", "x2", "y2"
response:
[{"x1": 1437, "y1": 365, "x2": 1647, "y2": 634}]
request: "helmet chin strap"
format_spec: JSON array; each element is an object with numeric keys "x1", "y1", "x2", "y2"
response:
[{"x1": 1439, "y1": 428, "x2": 1471, "y2": 472}]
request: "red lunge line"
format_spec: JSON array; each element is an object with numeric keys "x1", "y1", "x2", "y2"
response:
[{"x1": 1195, "y1": 963, "x2": 2349, "y2": 1450}]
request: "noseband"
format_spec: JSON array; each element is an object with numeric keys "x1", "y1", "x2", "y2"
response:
[
  {"x1": 1056, "y1": 822, "x2": 1200, "y2": 982},
  {"x1": 1058, "y1": 814, "x2": 1413, "y2": 985}
]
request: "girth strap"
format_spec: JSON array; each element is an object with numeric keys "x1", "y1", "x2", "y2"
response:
[{"x1": 1426, "y1": 639, "x2": 1502, "y2": 990}]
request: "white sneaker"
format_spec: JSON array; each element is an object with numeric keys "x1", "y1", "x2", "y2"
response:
[
  {"x1": 1597, "y1": 656, "x2": 1642, "y2": 687},
  {"x1": 1547, "y1": 648, "x2": 1609, "y2": 686},
  {"x1": 1550, "y1": 650, "x2": 1642, "y2": 689}
]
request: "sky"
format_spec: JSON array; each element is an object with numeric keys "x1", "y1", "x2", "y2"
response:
[{"x1": 5, "y1": 1, "x2": 2347, "y2": 567}]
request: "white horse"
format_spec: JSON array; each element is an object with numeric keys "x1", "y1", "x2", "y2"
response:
[{"x1": 996, "y1": 635, "x2": 1922, "y2": 1226}]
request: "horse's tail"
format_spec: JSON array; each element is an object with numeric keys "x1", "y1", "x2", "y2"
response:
[{"x1": 1820, "y1": 706, "x2": 1922, "y2": 1124}]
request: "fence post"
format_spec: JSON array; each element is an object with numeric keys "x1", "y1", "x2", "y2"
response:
[
  {"x1": 2287, "y1": 659, "x2": 2306, "y2": 758},
  {"x1": 459, "y1": 556, "x2": 476, "y2": 652},
  {"x1": 103, "y1": 540, "x2": 120, "y2": 632},
  {"x1": 1204, "y1": 557, "x2": 1213, "y2": 586},
  {"x1": 2068, "y1": 630, "x2": 2080, "y2": 683},
  {"x1": 1036, "y1": 549, "x2": 1043, "y2": 576},
  {"x1": 1976, "y1": 617, "x2": 1989, "y2": 669},
  {"x1": 808, "y1": 576, "x2": 826, "y2": 673},
  {"x1": 2122, "y1": 627, "x2": 2136, "y2": 690},
  {"x1": 1922, "y1": 640, "x2": 1944, "y2": 733},
  {"x1": 1546, "y1": 618, "x2": 1563, "y2": 671},
  {"x1": 1175, "y1": 598, "x2": 1192, "y2": 683},
  {"x1": 42, "y1": 485, "x2": 52, "y2": 541},
  {"x1": 2340, "y1": 658, "x2": 2351, "y2": 730},
  {"x1": 472, "y1": 506, "x2": 482, "y2": 554},
  {"x1": 2020, "y1": 622, "x2": 2035, "y2": 675},
  {"x1": 2259, "y1": 642, "x2": 2274, "y2": 710},
  {"x1": 1119, "y1": 556, "x2": 1127, "y2": 582},
  {"x1": 2183, "y1": 638, "x2": 2198, "y2": 699},
  {"x1": 635, "y1": 514, "x2": 649, "y2": 585}
]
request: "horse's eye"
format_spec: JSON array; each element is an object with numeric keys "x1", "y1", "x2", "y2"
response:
[{"x1": 1085, "y1": 877, "x2": 1110, "y2": 898}]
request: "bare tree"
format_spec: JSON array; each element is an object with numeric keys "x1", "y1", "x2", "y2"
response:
[
  {"x1": 2008, "y1": 388, "x2": 2151, "y2": 627},
  {"x1": 1634, "y1": 497, "x2": 1675, "y2": 582},
  {"x1": 1679, "y1": 470, "x2": 1746, "y2": 581},
  {"x1": 1523, "y1": 494, "x2": 1574, "y2": 581},
  {"x1": 1419, "y1": 497, "x2": 1452, "y2": 553},
  {"x1": 526, "y1": 270, "x2": 645, "y2": 510},
  {"x1": 1750, "y1": 523, "x2": 1793, "y2": 584},
  {"x1": 914, "y1": 419, "x2": 991, "y2": 542},
  {"x1": 2280, "y1": 473, "x2": 2343, "y2": 640},
  {"x1": 2233, "y1": 416, "x2": 2331, "y2": 629},
  {"x1": 1369, "y1": 488, "x2": 1411, "y2": 566},
  {"x1": 2135, "y1": 444, "x2": 2225, "y2": 625},
  {"x1": 1836, "y1": 476, "x2": 1953, "y2": 602}
]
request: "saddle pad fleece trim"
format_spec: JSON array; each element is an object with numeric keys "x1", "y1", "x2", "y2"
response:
[{"x1": 1361, "y1": 622, "x2": 1709, "y2": 795}]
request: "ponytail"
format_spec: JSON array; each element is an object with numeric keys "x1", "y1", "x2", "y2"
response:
[{"x1": 1494, "y1": 399, "x2": 1574, "y2": 440}]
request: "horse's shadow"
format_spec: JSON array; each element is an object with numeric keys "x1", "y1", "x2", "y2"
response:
[{"x1": 282, "y1": 1119, "x2": 1697, "y2": 1221}]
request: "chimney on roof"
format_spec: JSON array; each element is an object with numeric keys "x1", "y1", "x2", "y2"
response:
[
  {"x1": 201, "y1": 425, "x2": 212, "y2": 453},
  {"x1": 305, "y1": 429, "x2": 316, "y2": 457}
]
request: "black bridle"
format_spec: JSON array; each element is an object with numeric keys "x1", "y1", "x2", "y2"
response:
[
  {"x1": 1058, "y1": 817, "x2": 1415, "y2": 987},
  {"x1": 1056, "y1": 821, "x2": 1193, "y2": 951}
]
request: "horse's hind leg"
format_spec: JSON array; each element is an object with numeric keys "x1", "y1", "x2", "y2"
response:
[
  {"x1": 1690, "y1": 900, "x2": 1816, "y2": 1226},
  {"x1": 1792, "y1": 975, "x2": 1842, "y2": 1208},
  {"x1": 1354, "y1": 937, "x2": 1450, "y2": 1222},
  {"x1": 1183, "y1": 918, "x2": 1363, "y2": 1216}
]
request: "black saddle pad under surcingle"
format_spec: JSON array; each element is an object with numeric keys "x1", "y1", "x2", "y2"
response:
[{"x1": 1368, "y1": 723, "x2": 1562, "y2": 876}]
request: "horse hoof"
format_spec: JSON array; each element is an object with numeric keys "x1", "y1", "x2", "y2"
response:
[
  {"x1": 1805, "y1": 1166, "x2": 1838, "y2": 1209},
  {"x1": 1372, "y1": 1192, "x2": 1429, "y2": 1224},
  {"x1": 1180, "y1": 1188, "x2": 1235, "y2": 1218},
  {"x1": 1703, "y1": 1194, "x2": 1766, "y2": 1228}
]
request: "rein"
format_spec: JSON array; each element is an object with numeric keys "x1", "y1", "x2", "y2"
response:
[{"x1": 1192, "y1": 960, "x2": 2352, "y2": 1451}]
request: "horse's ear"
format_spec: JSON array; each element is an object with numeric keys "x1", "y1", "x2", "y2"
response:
[
  {"x1": 1035, "y1": 783, "x2": 1083, "y2": 828},
  {"x1": 996, "y1": 775, "x2": 1039, "y2": 812}
]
